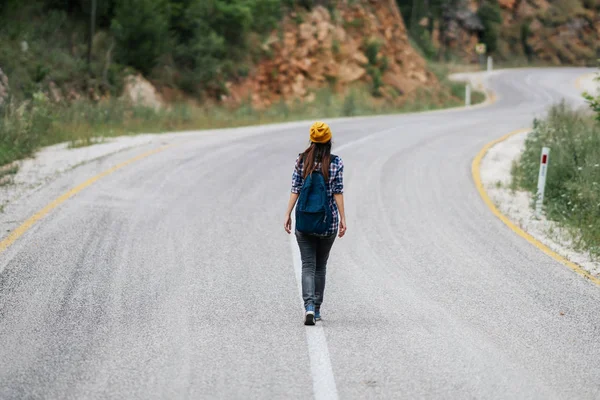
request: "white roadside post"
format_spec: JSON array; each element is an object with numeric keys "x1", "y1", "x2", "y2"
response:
[
  {"x1": 535, "y1": 147, "x2": 550, "y2": 218},
  {"x1": 487, "y1": 56, "x2": 493, "y2": 73},
  {"x1": 465, "y1": 83, "x2": 471, "y2": 106}
]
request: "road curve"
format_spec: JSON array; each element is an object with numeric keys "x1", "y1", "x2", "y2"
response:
[{"x1": 0, "y1": 68, "x2": 599, "y2": 399}]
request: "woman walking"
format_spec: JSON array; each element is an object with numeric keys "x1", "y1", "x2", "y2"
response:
[{"x1": 284, "y1": 121, "x2": 346, "y2": 325}]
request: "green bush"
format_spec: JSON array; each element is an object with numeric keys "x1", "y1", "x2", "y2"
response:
[
  {"x1": 363, "y1": 38, "x2": 386, "y2": 96},
  {"x1": 111, "y1": 0, "x2": 170, "y2": 76},
  {"x1": 0, "y1": 92, "x2": 50, "y2": 165},
  {"x1": 0, "y1": 4, "x2": 99, "y2": 100},
  {"x1": 365, "y1": 38, "x2": 382, "y2": 66},
  {"x1": 411, "y1": 28, "x2": 437, "y2": 60},
  {"x1": 169, "y1": 0, "x2": 282, "y2": 96},
  {"x1": 332, "y1": 39, "x2": 341, "y2": 55},
  {"x1": 367, "y1": 66, "x2": 383, "y2": 97},
  {"x1": 477, "y1": 0, "x2": 502, "y2": 54},
  {"x1": 248, "y1": 0, "x2": 282, "y2": 33},
  {"x1": 520, "y1": 22, "x2": 534, "y2": 62},
  {"x1": 583, "y1": 69, "x2": 600, "y2": 121},
  {"x1": 513, "y1": 102, "x2": 600, "y2": 257}
]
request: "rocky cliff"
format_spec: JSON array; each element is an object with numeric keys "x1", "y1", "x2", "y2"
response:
[
  {"x1": 498, "y1": 0, "x2": 599, "y2": 64},
  {"x1": 225, "y1": 0, "x2": 441, "y2": 109},
  {"x1": 437, "y1": 0, "x2": 599, "y2": 65}
]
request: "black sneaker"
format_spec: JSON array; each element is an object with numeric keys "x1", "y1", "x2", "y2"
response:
[{"x1": 304, "y1": 305, "x2": 315, "y2": 326}]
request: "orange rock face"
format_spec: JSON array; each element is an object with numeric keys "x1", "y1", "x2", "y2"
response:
[
  {"x1": 225, "y1": 0, "x2": 438, "y2": 108},
  {"x1": 497, "y1": 0, "x2": 517, "y2": 9}
]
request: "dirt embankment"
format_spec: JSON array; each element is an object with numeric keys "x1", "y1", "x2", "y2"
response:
[{"x1": 225, "y1": 0, "x2": 441, "y2": 109}]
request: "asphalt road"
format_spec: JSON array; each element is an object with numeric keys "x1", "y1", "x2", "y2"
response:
[{"x1": 0, "y1": 68, "x2": 599, "y2": 400}]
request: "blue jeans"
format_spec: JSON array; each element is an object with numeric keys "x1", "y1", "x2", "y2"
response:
[{"x1": 295, "y1": 231, "x2": 336, "y2": 309}]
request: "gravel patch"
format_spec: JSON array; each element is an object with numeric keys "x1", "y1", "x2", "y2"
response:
[
  {"x1": 480, "y1": 130, "x2": 600, "y2": 278},
  {"x1": 0, "y1": 134, "x2": 160, "y2": 209}
]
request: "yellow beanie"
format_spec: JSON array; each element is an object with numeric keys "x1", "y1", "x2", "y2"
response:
[{"x1": 310, "y1": 121, "x2": 332, "y2": 143}]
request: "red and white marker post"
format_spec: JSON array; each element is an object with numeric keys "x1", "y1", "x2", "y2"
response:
[{"x1": 535, "y1": 147, "x2": 550, "y2": 217}]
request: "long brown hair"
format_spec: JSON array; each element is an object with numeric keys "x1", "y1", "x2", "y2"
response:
[{"x1": 301, "y1": 141, "x2": 332, "y2": 180}]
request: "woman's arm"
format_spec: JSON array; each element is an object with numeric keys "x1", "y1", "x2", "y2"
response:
[
  {"x1": 334, "y1": 194, "x2": 346, "y2": 238},
  {"x1": 286, "y1": 156, "x2": 303, "y2": 234},
  {"x1": 332, "y1": 157, "x2": 346, "y2": 238},
  {"x1": 284, "y1": 193, "x2": 300, "y2": 234},
  {"x1": 283, "y1": 155, "x2": 304, "y2": 233}
]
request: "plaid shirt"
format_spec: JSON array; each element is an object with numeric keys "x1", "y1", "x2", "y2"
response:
[{"x1": 291, "y1": 154, "x2": 344, "y2": 236}]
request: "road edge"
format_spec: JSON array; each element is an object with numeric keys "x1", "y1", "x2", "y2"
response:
[
  {"x1": 472, "y1": 129, "x2": 600, "y2": 287},
  {"x1": 0, "y1": 145, "x2": 172, "y2": 254}
]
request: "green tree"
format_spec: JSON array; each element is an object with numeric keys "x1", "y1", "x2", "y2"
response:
[
  {"x1": 477, "y1": 0, "x2": 502, "y2": 54},
  {"x1": 170, "y1": 0, "x2": 282, "y2": 95},
  {"x1": 396, "y1": 0, "x2": 443, "y2": 59},
  {"x1": 248, "y1": 0, "x2": 281, "y2": 33},
  {"x1": 111, "y1": 0, "x2": 170, "y2": 75},
  {"x1": 520, "y1": 21, "x2": 533, "y2": 63}
]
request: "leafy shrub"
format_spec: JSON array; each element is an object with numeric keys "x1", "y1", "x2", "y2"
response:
[
  {"x1": 249, "y1": 0, "x2": 283, "y2": 33},
  {"x1": 332, "y1": 39, "x2": 341, "y2": 55},
  {"x1": 520, "y1": 22, "x2": 534, "y2": 62},
  {"x1": 513, "y1": 102, "x2": 600, "y2": 256},
  {"x1": 0, "y1": 92, "x2": 50, "y2": 165},
  {"x1": 367, "y1": 66, "x2": 383, "y2": 97},
  {"x1": 169, "y1": 0, "x2": 283, "y2": 96},
  {"x1": 288, "y1": 0, "x2": 335, "y2": 10},
  {"x1": 411, "y1": 28, "x2": 437, "y2": 60},
  {"x1": 583, "y1": 69, "x2": 600, "y2": 121},
  {"x1": 365, "y1": 38, "x2": 381, "y2": 66},
  {"x1": 111, "y1": 0, "x2": 170, "y2": 76},
  {"x1": 380, "y1": 56, "x2": 389, "y2": 72}
]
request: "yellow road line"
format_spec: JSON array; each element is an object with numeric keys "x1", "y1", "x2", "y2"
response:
[
  {"x1": 0, "y1": 145, "x2": 171, "y2": 254},
  {"x1": 472, "y1": 129, "x2": 600, "y2": 286}
]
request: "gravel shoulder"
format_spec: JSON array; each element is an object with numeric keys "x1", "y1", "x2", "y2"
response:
[
  {"x1": 480, "y1": 130, "x2": 600, "y2": 278},
  {"x1": 0, "y1": 134, "x2": 160, "y2": 208}
]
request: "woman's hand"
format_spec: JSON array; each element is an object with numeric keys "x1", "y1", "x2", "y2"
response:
[
  {"x1": 285, "y1": 193, "x2": 299, "y2": 234},
  {"x1": 334, "y1": 193, "x2": 346, "y2": 238},
  {"x1": 338, "y1": 218, "x2": 347, "y2": 238},
  {"x1": 284, "y1": 214, "x2": 292, "y2": 234}
]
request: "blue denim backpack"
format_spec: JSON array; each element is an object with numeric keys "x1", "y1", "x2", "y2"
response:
[{"x1": 296, "y1": 170, "x2": 331, "y2": 234}]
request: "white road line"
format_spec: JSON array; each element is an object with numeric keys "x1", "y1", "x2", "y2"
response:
[{"x1": 289, "y1": 232, "x2": 339, "y2": 400}]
